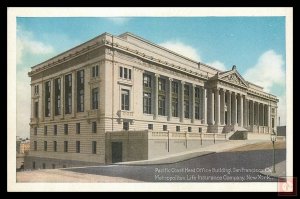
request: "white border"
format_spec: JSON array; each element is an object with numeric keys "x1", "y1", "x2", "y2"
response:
[{"x1": 7, "y1": 7, "x2": 293, "y2": 192}]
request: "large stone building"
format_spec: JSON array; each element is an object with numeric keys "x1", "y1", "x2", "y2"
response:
[{"x1": 26, "y1": 32, "x2": 278, "y2": 169}]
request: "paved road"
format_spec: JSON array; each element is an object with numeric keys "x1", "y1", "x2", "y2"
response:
[{"x1": 67, "y1": 147, "x2": 285, "y2": 182}]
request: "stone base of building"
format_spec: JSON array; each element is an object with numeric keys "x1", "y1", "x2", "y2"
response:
[
  {"x1": 24, "y1": 156, "x2": 103, "y2": 170},
  {"x1": 207, "y1": 125, "x2": 224, "y2": 134}
]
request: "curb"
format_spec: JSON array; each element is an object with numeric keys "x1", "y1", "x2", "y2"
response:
[{"x1": 114, "y1": 151, "x2": 216, "y2": 166}]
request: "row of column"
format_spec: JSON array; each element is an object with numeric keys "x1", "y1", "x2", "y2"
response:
[
  {"x1": 206, "y1": 88, "x2": 271, "y2": 128},
  {"x1": 150, "y1": 74, "x2": 272, "y2": 129}
]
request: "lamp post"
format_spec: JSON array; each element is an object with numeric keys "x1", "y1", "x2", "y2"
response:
[{"x1": 271, "y1": 131, "x2": 277, "y2": 173}]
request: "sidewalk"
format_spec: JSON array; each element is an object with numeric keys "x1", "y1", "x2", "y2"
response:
[
  {"x1": 116, "y1": 139, "x2": 266, "y2": 165},
  {"x1": 260, "y1": 160, "x2": 286, "y2": 178}
]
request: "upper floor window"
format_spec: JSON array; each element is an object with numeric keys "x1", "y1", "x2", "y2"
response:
[
  {"x1": 55, "y1": 78, "x2": 61, "y2": 115},
  {"x1": 77, "y1": 70, "x2": 84, "y2": 112},
  {"x1": 34, "y1": 85, "x2": 39, "y2": 95},
  {"x1": 65, "y1": 74, "x2": 72, "y2": 114},
  {"x1": 172, "y1": 82, "x2": 179, "y2": 94},
  {"x1": 121, "y1": 89, "x2": 130, "y2": 111},
  {"x1": 158, "y1": 78, "x2": 166, "y2": 91},
  {"x1": 45, "y1": 81, "x2": 51, "y2": 117},
  {"x1": 92, "y1": 65, "x2": 99, "y2": 78},
  {"x1": 120, "y1": 66, "x2": 131, "y2": 80},
  {"x1": 143, "y1": 92, "x2": 152, "y2": 114},
  {"x1": 195, "y1": 87, "x2": 200, "y2": 98},
  {"x1": 92, "y1": 88, "x2": 99, "y2": 110},
  {"x1": 34, "y1": 102, "x2": 39, "y2": 118},
  {"x1": 184, "y1": 85, "x2": 190, "y2": 96},
  {"x1": 158, "y1": 95, "x2": 166, "y2": 116},
  {"x1": 143, "y1": 74, "x2": 152, "y2": 88}
]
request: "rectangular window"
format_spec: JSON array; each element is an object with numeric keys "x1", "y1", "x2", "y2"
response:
[
  {"x1": 188, "y1": 127, "x2": 192, "y2": 132},
  {"x1": 34, "y1": 102, "x2": 39, "y2": 118},
  {"x1": 53, "y1": 141, "x2": 57, "y2": 152},
  {"x1": 172, "y1": 81, "x2": 179, "y2": 94},
  {"x1": 54, "y1": 125, "x2": 57, "y2": 135},
  {"x1": 55, "y1": 78, "x2": 61, "y2": 115},
  {"x1": 44, "y1": 141, "x2": 47, "y2": 151},
  {"x1": 34, "y1": 127, "x2": 37, "y2": 135},
  {"x1": 123, "y1": 121, "x2": 129, "y2": 131},
  {"x1": 64, "y1": 124, "x2": 68, "y2": 135},
  {"x1": 92, "y1": 65, "x2": 99, "y2": 77},
  {"x1": 158, "y1": 95, "x2": 166, "y2": 115},
  {"x1": 195, "y1": 87, "x2": 200, "y2": 98},
  {"x1": 184, "y1": 85, "x2": 190, "y2": 96},
  {"x1": 184, "y1": 100, "x2": 190, "y2": 118},
  {"x1": 148, "y1": 124, "x2": 153, "y2": 130},
  {"x1": 76, "y1": 123, "x2": 80, "y2": 134},
  {"x1": 34, "y1": 141, "x2": 37, "y2": 151},
  {"x1": 120, "y1": 67, "x2": 131, "y2": 80},
  {"x1": 163, "y1": 125, "x2": 167, "y2": 131},
  {"x1": 195, "y1": 102, "x2": 200, "y2": 120},
  {"x1": 92, "y1": 141, "x2": 97, "y2": 154},
  {"x1": 172, "y1": 98, "x2": 178, "y2": 117},
  {"x1": 92, "y1": 122, "x2": 97, "y2": 133},
  {"x1": 76, "y1": 141, "x2": 80, "y2": 153},
  {"x1": 121, "y1": 89, "x2": 130, "y2": 110},
  {"x1": 92, "y1": 88, "x2": 99, "y2": 110},
  {"x1": 143, "y1": 92, "x2": 152, "y2": 114},
  {"x1": 44, "y1": 126, "x2": 47, "y2": 136},
  {"x1": 64, "y1": 141, "x2": 68, "y2": 152},
  {"x1": 45, "y1": 81, "x2": 51, "y2": 117},
  {"x1": 77, "y1": 70, "x2": 84, "y2": 112},
  {"x1": 158, "y1": 78, "x2": 166, "y2": 91},
  {"x1": 129, "y1": 69, "x2": 132, "y2": 80},
  {"x1": 199, "y1": 128, "x2": 202, "y2": 133},
  {"x1": 143, "y1": 74, "x2": 152, "y2": 88},
  {"x1": 119, "y1": 66, "x2": 123, "y2": 78},
  {"x1": 176, "y1": 126, "x2": 180, "y2": 132},
  {"x1": 65, "y1": 74, "x2": 72, "y2": 114},
  {"x1": 34, "y1": 85, "x2": 39, "y2": 95},
  {"x1": 124, "y1": 68, "x2": 128, "y2": 79}
]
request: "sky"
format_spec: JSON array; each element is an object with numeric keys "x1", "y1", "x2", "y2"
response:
[{"x1": 16, "y1": 17, "x2": 286, "y2": 138}]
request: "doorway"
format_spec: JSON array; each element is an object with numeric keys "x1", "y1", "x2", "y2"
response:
[{"x1": 112, "y1": 142, "x2": 123, "y2": 163}]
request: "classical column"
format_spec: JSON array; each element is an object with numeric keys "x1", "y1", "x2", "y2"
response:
[
  {"x1": 154, "y1": 74, "x2": 159, "y2": 120},
  {"x1": 239, "y1": 94, "x2": 243, "y2": 127},
  {"x1": 261, "y1": 104, "x2": 265, "y2": 127},
  {"x1": 243, "y1": 97, "x2": 248, "y2": 127},
  {"x1": 60, "y1": 75, "x2": 65, "y2": 119},
  {"x1": 50, "y1": 78, "x2": 55, "y2": 120},
  {"x1": 201, "y1": 87, "x2": 207, "y2": 124},
  {"x1": 180, "y1": 81, "x2": 185, "y2": 122},
  {"x1": 232, "y1": 92, "x2": 237, "y2": 125},
  {"x1": 191, "y1": 84, "x2": 195, "y2": 123},
  {"x1": 226, "y1": 91, "x2": 231, "y2": 125},
  {"x1": 168, "y1": 78, "x2": 173, "y2": 121},
  {"x1": 251, "y1": 100, "x2": 256, "y2": 126},
  {"x1": 256, "y1": 102, "x2": 259, "y2": 126},
  {"x1": 72, "y1": 71, "x2": 76, "y2": 118},
  {"x1": 214, "y1": 88, "x2": 220, "y2": 125},
  {"x1": 220, "y1": 89, "x2": 225, "y2": 125},
  {"x1": 207, "y1": 88, "x2": 213, "y2": 125}
]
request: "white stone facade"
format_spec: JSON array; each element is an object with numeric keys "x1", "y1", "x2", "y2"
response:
[{"x1": 26, "y1": 32, "x2": 278, "y2": 168}]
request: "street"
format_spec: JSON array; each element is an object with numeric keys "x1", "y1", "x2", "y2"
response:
[{"x1": 67, "y1": 142, "x2": 286, "y2": 182}]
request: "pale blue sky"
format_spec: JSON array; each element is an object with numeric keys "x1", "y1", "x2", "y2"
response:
[{"x1": 16, "y1": 17, "x2": 286, "y2": 137}]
